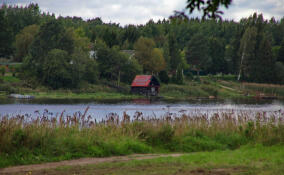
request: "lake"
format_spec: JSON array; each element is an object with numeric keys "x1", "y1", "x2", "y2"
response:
[{"x1": 1, "y1": 98, "x2": 284, "y2": 120}]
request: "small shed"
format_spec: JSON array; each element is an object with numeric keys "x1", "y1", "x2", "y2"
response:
[{"x1": 131, "y1": 75, "x2": 160, "y2": 96}]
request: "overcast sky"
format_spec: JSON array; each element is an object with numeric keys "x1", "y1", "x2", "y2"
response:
[{"x1": 1, "y1": 0, "x2": 284, "y2": 26}]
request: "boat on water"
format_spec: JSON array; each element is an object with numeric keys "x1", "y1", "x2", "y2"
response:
[{"x1": 9, "y1": 94, "x2": 35, "y2": 99}]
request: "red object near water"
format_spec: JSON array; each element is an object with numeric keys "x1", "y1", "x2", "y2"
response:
[
  {"x1": 131, "y1": 75, "x2": 152, "y2": 87},
  {"x1": 131, "y1": 75, "x2": 160, "y2": 96}
]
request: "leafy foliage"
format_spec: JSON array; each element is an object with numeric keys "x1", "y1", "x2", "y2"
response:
[
  {"x1": 97, "y1": 40, "x2": 142, "y2": 83},
  {"x1": 134, "y1": 37, "x2": 165, "y2": 74},
  {"x1": 186, "y1": 0, "x2": 232, "y2": 19},
  {"x1": 42, "y1": 49, "x2": 72, "y2": 89},
  {"x1": 14, "y1": 24, "x2": 39, "y2": 61}
]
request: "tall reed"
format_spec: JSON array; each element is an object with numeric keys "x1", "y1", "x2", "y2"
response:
[{"x1": 0, "y1": 108, "x2": 283, "y2": 167}]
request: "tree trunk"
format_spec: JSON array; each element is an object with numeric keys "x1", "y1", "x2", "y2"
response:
[{"x1": 238, "y1": 43, "x2": 246, "y2": 81}]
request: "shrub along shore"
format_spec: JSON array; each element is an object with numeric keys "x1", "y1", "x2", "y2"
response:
[{"x1": 0, "y1": 108, "x2": 283, "y2": 168}]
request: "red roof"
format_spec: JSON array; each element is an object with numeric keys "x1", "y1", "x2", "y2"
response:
[{"x1": 131, "y1": 75, "x2": 152, "y2": 87}]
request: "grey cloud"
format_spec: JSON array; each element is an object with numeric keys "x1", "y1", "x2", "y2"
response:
[
  {"x1": 1, "y1": 0, "x2": 284, "y2": 25},
  {"x1": 226, "y1": 0, "x2": 284, "y2": 20}
]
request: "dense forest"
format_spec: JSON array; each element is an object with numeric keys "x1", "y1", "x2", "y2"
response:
[{"x1": 1, "y1": 3, "x2": 284, "y2": 89}]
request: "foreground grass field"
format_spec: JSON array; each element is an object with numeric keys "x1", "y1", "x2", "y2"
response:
[{"x1": 37, "y1": 144, "x2": 284, "y2": 175}]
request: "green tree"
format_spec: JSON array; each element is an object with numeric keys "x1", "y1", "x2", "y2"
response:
[
  {"x1": 134, "y1": 37, "x2": 166, "y2": 74},
  {"x1": 14, "y1": 24, "x2": 39, "y2": 62},
  {"x1": 122, "y1": 25, "x2": 140, "y2": 49},
  {"x1": 238, "y1": 27, "x2": 258, "y2": 81},
  {"x1": 225, "y1": 34, "x2": 241, "y2": 75},
  {"x1": 26, "y1": 19, "x2": 74, "y2": 78},
  {"x1": 97, "y1": 44, "x2": 142, "y2": 84},
  {"x1": 168, "y1": 32, "x2": 182, "y2": 71},
  {"x1": 275, "y1": 62, "x2": 284, "y2": 84},
  {"x1": 186, "y1": 33, "x2": 211, "y2": 76},
  {"x1": 0, "y1": 10, "x2": 13, "y2": 57},
  {"x1": 162, "y1": 41, "x2": 171, "y2": 71},
  {"x1": 69, "y1": 50, "x2": 92, "y2": 87},
  {"x1": 238, "y1": 13, "x2": 276, "y2": 83},
  {"x1": 102, "y1": 28, "x2": 119, "y2": 48},
  {"x1": 150, "y1": 48, "x2": 166, "y2": 74},
  {"x1": 84, "y1": 60, "x2": 99, "y2": 84},
  {"x1": 277, "y1": 39, "x2": 284, "y2": 63},
  {"x1": 42, "y1": 49, "x2": 72, "y2": 89},
  {"x1": 255, "y1": 36, "x2": 275, "y2": 83},
  {"x1": 134, "y1": 37, "x2": 155, "y2": 72},
  {"x1": 120, "y1": 58, "x2": 142, "y2": 84},
  {"x1": 208, "y1": 37, "x2": 226, "y2": 74}
]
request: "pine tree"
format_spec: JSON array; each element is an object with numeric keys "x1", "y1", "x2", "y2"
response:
[
  {"x1": 168, "y1": 32, "x2": 181, "y2": 72},
  {"x1": 278, "y1": 39, "x2": 284, "y2": 63},
  {"x1": 0, "y1": 10, "x2": 13, "y2": 57},
  {"x1": 186, "y1": 33, "x2": 210, "y2": 76},
  {"x1": 255, "y1": 35, "x2": 275, "y2": 83},
  {"x1": 238, "y1": 27, "x2": 257, "y2": 81}
]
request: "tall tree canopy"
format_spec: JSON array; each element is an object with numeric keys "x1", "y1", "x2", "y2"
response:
[
  {"x1": 0, "y1": 10, "x2": 12, "y2": 57},
  {"x1": 186, "y1": 33, "x2": 211, "y2": 75},
  {"x1": 2, "y1": 4, "x2": 284, "y2": 86}
]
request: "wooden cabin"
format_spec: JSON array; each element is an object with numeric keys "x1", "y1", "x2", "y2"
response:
[{"x1": 131, "y1": 75, "x2": 160, "y2": 96}]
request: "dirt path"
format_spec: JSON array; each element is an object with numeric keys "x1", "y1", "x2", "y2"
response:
[
  {"x1": 0, "y1": 153, "x2": 183, "y2": 174},
  {"x1": 219, "y1": 85, "x2": 242, "y2": 93}
]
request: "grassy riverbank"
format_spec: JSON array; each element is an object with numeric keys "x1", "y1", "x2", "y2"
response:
[
  {"x1": 1, "y1": 109, "x2": 283, "y2": 168},
  {"x1": 1, "y1": 73, "x2": 284, "y2": 100},
  {"x1": 41, "y1": 144, "x2": 284, "y2": 175}
]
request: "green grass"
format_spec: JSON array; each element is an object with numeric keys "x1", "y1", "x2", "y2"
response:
[
  {"x1": 1, "y1": 74, "x2": 284, "y2": 100},
  {"x1": 160, "y1": 78, "x2": 244, "y2": 100},
  {"x1": 26, "y1": 91, "x2": 142, "y2": 100},
  {"x1": 1, "y1": 75, "x2": 20, "y2": 83},
  {"x1": 242, "y1": 82, "x2": 284, "y2": 97},
  {"x1": 41, "y1": 144, "x2": 284, "y2": 175}
]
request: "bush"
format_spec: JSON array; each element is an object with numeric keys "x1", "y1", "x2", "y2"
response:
[
  {"x1": 214, "y1": 133, "x2": 247, "y2": 149},
  {"x1": 178, "y1": 136, "x2": 225, "y2": 152}
]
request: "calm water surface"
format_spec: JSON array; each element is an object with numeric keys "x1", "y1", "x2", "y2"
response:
[{"x1": 0, "y1": 98, "x2": 284, "y2": 120}]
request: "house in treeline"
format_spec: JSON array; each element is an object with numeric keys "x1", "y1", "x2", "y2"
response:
[
  {"x1": 120, "y1": 50, "x2": 135, "y2": 59},
  {"x1": 89, "y1": 50, "x2": 135, "y2": 59},
  {"x1": 131, "y1": 75, "x2": 160, "y2": 96}
]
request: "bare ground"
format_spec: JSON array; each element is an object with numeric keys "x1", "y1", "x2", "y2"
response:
[{"x1": 0, "y1": 153, "x2": 183, "y2": 174}]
